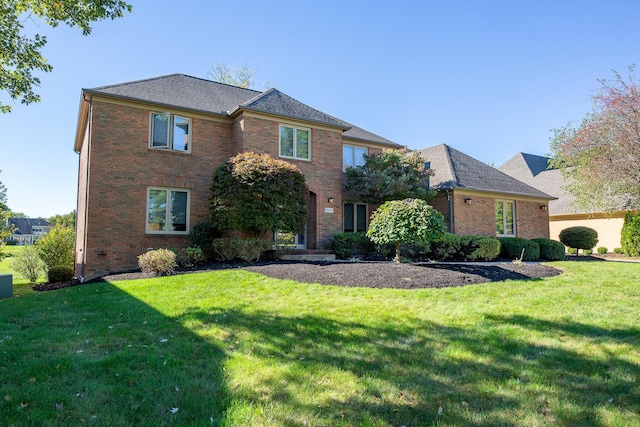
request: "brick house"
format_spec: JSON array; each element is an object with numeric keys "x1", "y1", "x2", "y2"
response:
[
  {"x1": 499, "y1": 152, "x2": 627, "y2": 250},
  {"x1": 73, "y1": 74, "x2": 402, "y2": 280},
  {"x1": 416, "y1": 144, "x2": 554, "y2": 239}
]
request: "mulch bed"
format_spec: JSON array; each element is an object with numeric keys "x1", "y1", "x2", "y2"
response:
[{"x1": 32, "y1": 260, "x2": 563, "y2": 291}]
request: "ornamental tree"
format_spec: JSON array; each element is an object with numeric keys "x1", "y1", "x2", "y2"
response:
[
  {"x1": 550, "y1": 66, "x2": 640, "y2": 212},
  {"x1": 345, "y1": 149, "x2": 435, "y2": 204},
  {"x1": 367, "y1": 198, "x2": 446, "y2": 263},
  {"x1": 210, "y1": 152, "x2": 308, "y2": 238},
  {"x1": 1, "y1": 0, "x2": 132, "y2": 112}
]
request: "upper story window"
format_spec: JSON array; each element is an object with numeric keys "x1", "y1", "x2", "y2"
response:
[
  {"x1": 343, "y1": 145, "x2": 368, "y2": 170},
  {"x1": 279, "y1": 125, "x2": 310, "y2": 161},
  {"x1": 150, "y1": 113, "x2": 191, "y2": 153},
  {"x1": 146, "y1": 187, "x2": 190, "y2": 234},
  {"x1": 495, "y1": 200, "x2": 515, "y2": 237}
]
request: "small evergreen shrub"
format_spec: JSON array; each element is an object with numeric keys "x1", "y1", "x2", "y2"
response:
[
  {"x1": 459, "y1": 235, "x2": 500, "y2": 261},
  {"x1": 559, "y1": 226, "x2": 598, "y2": 254},
  {"x1": 499, "y1": 237, "x2": 540, "y2": 261},
  {"x1": 614, "y1": 247, "x2": 624, "y2": 254},
  {"x1": 531, "y1": 238, "x2": 566, "y2": 261},
  {"x1": 35, "y1": 226, "x2": 75, "y2": 270},
  {"x1": 47, "y1": 266, "x2": 75, "y2": 283},
  {"x1": 212, "y1": 238, "x2": 269, "y2": 262},
  {"x1": 597, "y1": 247, "x2": 608, "y2": 254},
  {"x1": 182, "y1": 246, "x2": 205, "y2": 267},
  {"x1": 138, "y1": 248, "x2": 177, "y2": 276},
  {"x1": 235, "y1": 238, "x2": 270, "y2": 262},
  {"x1": 426, "y1": 233, "x2": 461, "y2": 260},
  {"x1": 567, "y1": 247, "x2": 578, "y2": 254},
  {"x1": 331, "y1": 232, "x2": 376, "y2": 259},
  {"x1": 189, "y1": 222, "x2": 221, "y2": 261},
  {"x1": 620, "y1": 211, "x2": 640, "y2": 257},
  {"x1": 10, "y1": 245, "x2": 47, "y2": 283},
  {"x1": 582, "y1": 248, "x2": 593, "y2": 256}
]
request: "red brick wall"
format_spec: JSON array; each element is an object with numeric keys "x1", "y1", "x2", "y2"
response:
[
  {"x1": 78, "y1": 100, "x2": 234, "y2": 279},
  {"x1": 453, "y1": 193, "x2": 496, "y2": 236},
  {"x1": 515, "y1": 200, "x2": 550, "y2": 239}
]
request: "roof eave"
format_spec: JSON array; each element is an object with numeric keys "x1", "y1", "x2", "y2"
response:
[
  {"x1": 230, "y1": 105, "x2": 351, "y2": 131},
  {"x1": 342, "y1": 135, "x2": 403, "y2": 149},
  {"x1": 436, "y1": 185, "x2": 557, "y2": 200}
]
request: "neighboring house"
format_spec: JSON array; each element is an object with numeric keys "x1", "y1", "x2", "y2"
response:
[
  {"x1": 415, "y1": 144, "x2": 554, "y2": 239},
  {"x1": 6, "y1": 218, "x2": 50, "y2": 245},
  {"x1": 499, "y1": 152, "x2": 626, "y2": 250},
  {"x1": 73, "y1": 74, "x2": 402, "y2": 280}
]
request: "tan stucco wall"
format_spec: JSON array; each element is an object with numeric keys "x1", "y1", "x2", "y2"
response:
[{"x1": 550, "y1": 217, "x2": 624, "y2": 251}]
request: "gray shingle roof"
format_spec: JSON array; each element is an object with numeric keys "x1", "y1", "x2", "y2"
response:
[
  {"x1": 8, "y1": 218, "x2": 50, "y2": 235},
  {"x1": 498, "y1": 153, "x2": 575, "y2": 215},
  {"x1": 416, "y1": 144, "x2": 554, "y2": 199},
  {"x1": 85, "y1": 74, "x2": 400, "y2": 147}
]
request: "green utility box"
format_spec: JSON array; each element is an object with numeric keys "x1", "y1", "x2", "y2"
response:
[{"x1": 0, "y1": 274, "x2": 13, "y2": 298}]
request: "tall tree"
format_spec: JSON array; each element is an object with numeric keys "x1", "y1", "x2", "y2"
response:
[
  {"x1": 210, "y1": 152, "x2": 308, "y2": 238},
  {"x1": 1, "y1": 0, "x2": 132, "y2": 113},
  {"x1": 0, "y1": 170, "x2": 7, "y2": 204},
  {"x1": 207, "y1": 62, "x2": 257, "y2": 88},
  {"x1": 345, "y1": 149, "x2": 435, "y2": 205},
  {"x1": 550, "y1": 66, "x2": 640, "y2": 212},
  {"x1": 47, "y1": 210, "x2": 76, "y2": 228}
]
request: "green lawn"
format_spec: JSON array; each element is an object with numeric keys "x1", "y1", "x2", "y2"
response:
[{"x1": 1, "y1": 261, "x2": 639, "y2": 426}]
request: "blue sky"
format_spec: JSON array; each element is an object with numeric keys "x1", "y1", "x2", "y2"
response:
[{"x1": 2, "y1": 0, "x2": 639, "y2": 218}]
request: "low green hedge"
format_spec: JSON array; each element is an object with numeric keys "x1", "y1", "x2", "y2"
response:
[
  {"x1": 530, "y1": 238, "x2": 565, "y2": 261},
  {"x1": 499, "y1": 237, "x2": 540, "y2": 261},
  {"x1": 459, "y1": 235, "x2": 500, "y2": 261},
  {"x1": 331, "y1": 232, "x2": 376, "y2": 259}
]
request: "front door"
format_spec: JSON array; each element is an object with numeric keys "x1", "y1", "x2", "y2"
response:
[{"x1": 276, "y1": 229, "x2": 306, "y2": 250}]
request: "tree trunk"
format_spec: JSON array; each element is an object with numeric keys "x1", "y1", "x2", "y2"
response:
[{"x1": 394, "y1": 242, "x2": 401, "y2": 263}]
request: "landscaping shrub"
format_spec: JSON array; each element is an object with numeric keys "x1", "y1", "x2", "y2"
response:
[
  {"x1": 35, "y1": 225, "x2": 75, "y2": 270},
  {"x1": 47, "y1": 266, "x2": 75, "y2": 283},
  {"x1": 235, "y1": 238, "x2": 270, "y2": 262},
  {"x1": 597, "y1": 247, "x2": 608, "y2": 254},
  {"x1": 614, "y1": 247, "x2": 624, "y2": 254},
  {"x1": 426, "y1": 233, "x2": 461, "y2": 260},
  {"x1": 567, "y1": 247, "x2": 578, "y2": 254},
  {"x1": 459, "y1": 235, "x2": 500, "y2": 261},
  {"x1": 583, "y1": 249, "x2": 593, "y2": 256},
  {"x1": 531, "y1": 238, "x2": 566, "y2": 261},
  {"x1": 498, "y1": 237, "x2": 540, "y2": 261},
  {"x1": 212, "y1": 238, "x2": 270, "y2": 262},
  {"x1": 9, "y1": 245, "x2": 47, "y2": 283},
  {"x1": 182, "y1": 246, "x2": 205, "y2": 267},
  {"x1": 331, "y1": 232, "x2": 376, "y2": 259},
  {"x1": 137, "y1": 248, "x2": 177, "y2": 276},
  {"x1": 559, "y1": 226, "x2": 598, "y2": 254},
  {"x1": 189, "y1": 222, "x2": 221, "y2": 261},
  {"x1": 620, "y1": 211, "x2": 640, "y2": 256}
]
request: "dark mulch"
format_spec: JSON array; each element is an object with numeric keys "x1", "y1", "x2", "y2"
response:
[
  {"x1": 243, "y1": 261, "x2": 562, "y2": 289},
  {"x1": 32, "y1": 260, "x2": 562, "y2": 291}
]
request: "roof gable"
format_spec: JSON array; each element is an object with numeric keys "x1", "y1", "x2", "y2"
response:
[
  {"x1": 416, "y1": 144, "x2": 553, "y2": 199},
  {"x1": 8, "y1": 218, "x2": 50, "y2": 235}
]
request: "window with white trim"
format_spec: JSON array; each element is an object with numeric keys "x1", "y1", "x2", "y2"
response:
[
  {"x1": 495, "y1": 200, "x2": 515, "y2": 237},
  {"x1": 279, "y1": 125, "x2": 310, "y2": 160},
  {"x1": 146, "y1": 188, "x2": 190, "y2": 234},
  {"x1": 150, "y1": 113, "x2": 191, "y2": 152},
  {"x1": 344, "y1": 203, "x2": 368, "y2": 232},
  {"x1": 343, "y1": 145, "x2": 368, "y2": 170}
]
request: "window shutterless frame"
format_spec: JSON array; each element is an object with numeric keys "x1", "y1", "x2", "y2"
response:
[
  {"x1": 149, "y1": 112, "x2": 192, "y2": 153},
  {"x1": 146, "y1": 187, "x2": 190, "y2": 234},
  {"x1": 343, "y1": 144, "x2": 368, "y2": 170},
  {"x1": 279, "y1": 124, "x2": 311, "y2": 161},
  {"x1": 495, "y1": 199, "x2": 516, "y2": 237}
]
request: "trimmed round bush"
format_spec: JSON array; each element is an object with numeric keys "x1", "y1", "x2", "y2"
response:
[
  {"x1": 47, "y1": 266, "x2": 75, "y2": 283},
  {"x1": 459, "y1": 235, "x2": 500, "y2": 261},
  {"x1": 189, "y1": 222, "x2": 221, "y2": 261},
  {"x1": 331, "y1": 232, "x2": 376, "y2": 259},
  {"x1": 559, "y1": 226, "x2": 598, "y2": 252},
  {"x1": 583, "y1": 248, "x2": 593, "y2": 255},
  {"x1": 425, "y1": 233, "x2": 461, "y2": 261},
  {"x1": 597, "y1": 247, "x2": 608, "y2": 254},
  {"x1": 567, "y1": 247, "x2": 578, "y2": 254},
  {"x1": 498, "y1": 237, "x2": 540, "y2": 261},
  {"x1": 138, "y1": 248, "x2": 177, "y2": 276},
  {"x1": 614, "y1": 247, "x2": 624, "y2": 254},
  {"x1": 531, "y1": 238, "x2": 566, "y2": 261}
]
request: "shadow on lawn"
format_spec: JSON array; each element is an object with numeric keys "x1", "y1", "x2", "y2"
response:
[
  {"x1": 0, "y1": 282, "x2": 228, "y2": 426},
  {"x1": 177, "y1": 307, "x2": 640, "y2": 426}
]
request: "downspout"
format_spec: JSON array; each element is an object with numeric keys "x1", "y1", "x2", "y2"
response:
[
  {"x1": 78, "y1": 94, "x2": 93, "y2": 282},
  {"x1": 447, "y1": 189, "x2": 454, "y2": 233}
]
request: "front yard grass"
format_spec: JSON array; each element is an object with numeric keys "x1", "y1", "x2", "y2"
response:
[
  {"x1": 1, "y1": 261, "x2": 639, "y2": 426},
  {"x1": 0, "y1": 245, "x2": 46, "y2": 288}
]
